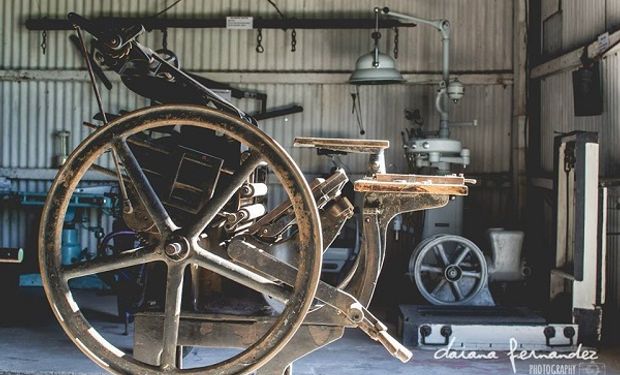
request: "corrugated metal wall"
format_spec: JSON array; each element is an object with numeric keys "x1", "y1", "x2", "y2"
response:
[
  {"x1": 538, "y1": 0, "x2": 620, "y2": 340},
  {"x1": 541, "y1": 0, "x2": 620, "y2": 54},
  {"x1": 1, "y1": 0, "x2": 513, "y2": 71},
  {"x1": 0, "y1": 1, "x2": 513, "y2": 261}
]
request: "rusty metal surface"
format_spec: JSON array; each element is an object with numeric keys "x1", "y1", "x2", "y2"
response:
[
  {"x1": 248, "y1": 169, "x2": 349, "y2": 240},
  {"x1": 354, "y1": 175, "x2": 470, "y2": 196},
  {"x1": 374, "y1": 173, "x2": 476, "y2": 184},
  {"x1": 354, "y1": 179, "x2": 469, "y2": 195},
  {"x1": 38, "y1": 102, "x2": 470, "y2": 373},
  {"x1": 293, "y1": 137, "x2": 390, "y2": 154},
  {"x1": 131, "y1": 166, "x2": 464, "y2": 373}
]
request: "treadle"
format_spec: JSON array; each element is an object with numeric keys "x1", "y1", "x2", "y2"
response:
[
  {"x1": 354, "y1": 173, "x2": 474, "y2": 195},
  {"x1": 398, "y1": 305, "x2": 578, "y2": 351},
  {"x1": 293, "y1": 136, "x2": 389, "y2": 154}
]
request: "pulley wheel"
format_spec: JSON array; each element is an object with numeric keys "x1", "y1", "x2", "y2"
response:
[{"x1": 409, "y1": 234, "x2": 487, "y2": 305}]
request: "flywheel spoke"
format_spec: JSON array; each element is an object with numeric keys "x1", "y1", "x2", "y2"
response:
[
  {"x1": 450, "y1": 281, "x2": 464, "y2": 301},
  {"x1": 113, "y1": 139, "x2": 177, "y2": 235},
  {"x1": 430, "y1": 278, "x2": 447, "y2": 296},
  {"x1": 186, "y1": 151, "x2": 263, "y2": 238},
  {"x1": 454, "y1": 247, "x2": 470, "y2": 265},
  {"x1": 160, "y1": 263, "x2": 185, "y2": 370},
  {"x1": 191, "y1": 245, "x2": 290, "y2": 303},
  {"x1": 434, "y1": 244, "x2": 450, "y2": 266},
  {"x1": 462, "y1": 271, "x2": 482, "y2": 279},
  {"x1": 420, "y1": 265, "x2": 443, "y2": 273},
  {"x1": 62, "y1": 245, "x2": 160, "y2": 280}
]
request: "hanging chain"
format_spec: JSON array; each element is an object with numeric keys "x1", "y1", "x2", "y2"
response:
[
  {"x1": 41, "y1": 29, "x2": 47, "y2": 55},
  {"x1": 291, "y1": 28, "x2": 297, "y2": 52},
  {"x1": 256, "y1": 28, "x2": 264, "y2": 53},
  {"x1": 393, "y1": 27, "x2": 399, "y2": 59},
  {"x1": 162, "y1": 28, "x2": 168, "y2": 51}
]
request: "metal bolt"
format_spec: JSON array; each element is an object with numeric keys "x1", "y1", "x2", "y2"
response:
[
  {"x1": 544, "y1": 326, "x2": 556, "y2": 338},
  {"x1": 165, "y1": 242, "x2": 182, "y2": 257},
  {"x1": 420, "y1": 325, "x2": 432, "y2": 337},
  {"x1": 440, "y1": 325, "x2": 452, "y2": 337}
]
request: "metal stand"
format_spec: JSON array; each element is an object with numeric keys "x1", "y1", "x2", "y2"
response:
[
  {"x1": 551, "y1": 131, "x2": 605, "y2": 346},
  {"x1": 134, "y1": 312, "x2": 345, "y2": 375},
  {"x1": 399, "y1": 305, "x2": 578, "y2": 351}
]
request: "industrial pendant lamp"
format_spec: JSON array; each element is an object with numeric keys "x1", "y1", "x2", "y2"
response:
[{"x1": 349, "y1": 8, "x2": 404, "y2": 85}]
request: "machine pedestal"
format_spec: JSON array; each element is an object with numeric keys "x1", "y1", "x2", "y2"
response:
[
  {"x1": 398, "y1": 305, "x2": 578, "y2": 351},
  {"x1": 134, "y1": 311, "x2": 345, "y2": 374}
]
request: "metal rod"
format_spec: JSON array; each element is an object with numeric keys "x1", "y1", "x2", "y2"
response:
[
  {"x1": 251, "y1": 105, "x2": 303, "y2": 121},
  {"x1": 75, "y1": 26, "x2": 136, "y2": 212},
  {"x1": 62, "y1": 245, "x2": 159, "y2": 280},
  {"x1": 114, "y1": 139, "x2": 177, "y2": 234},
  {"x1": 26, "y1": 17, "x2": 415, "y2": 31},
  {"x1": 74, "y1": 26, "x2": 107, "y2": 123},
  {"x1": 159, "y1": 264, "x2": 185, "y2": 370},
  {"x1": 151, "y1": 53, "x2": 246, "y2": 119},
  {"x1": 381, "y1": 8, "x2": 452, "y2": 138},
  {"x1": 192, "y1": 248, "x2": 290, "y2": 303}
]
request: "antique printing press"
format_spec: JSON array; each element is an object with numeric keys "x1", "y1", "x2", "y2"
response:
[{"x1": 38, "y1": 14, "x2": 473, "y2": 374}]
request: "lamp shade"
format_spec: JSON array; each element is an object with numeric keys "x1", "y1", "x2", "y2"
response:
[{"x1": 349, "y1": 50, "x2": 405, "y2": 85}]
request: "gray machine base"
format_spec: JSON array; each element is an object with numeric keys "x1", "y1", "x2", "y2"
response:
[
  {"x1": 134, "y1": 311, "x2": 345, "y2": 374},
  {"x1": 399, "y1": 305, "x2": 578, "y2": 351}
]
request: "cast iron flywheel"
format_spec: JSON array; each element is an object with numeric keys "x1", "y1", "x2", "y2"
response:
[{"x1": 39, "y1": 105, "x2": 323, "y2": 374}]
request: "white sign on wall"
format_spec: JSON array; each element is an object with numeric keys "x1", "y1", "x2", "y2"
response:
[{"x1": 226, "y1": 17, "x2": 254, "y2": 30}]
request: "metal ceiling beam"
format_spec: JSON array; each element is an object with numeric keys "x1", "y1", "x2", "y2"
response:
[
  {"x1": 0, "y1": 69, "x2": 514, "y2": 86},
  {"x1": 25, "y1": 17, "x2": 415, "y2": 31},
  {"x1": 531, "y1": 28, "x2": 620, "y2": 79}
]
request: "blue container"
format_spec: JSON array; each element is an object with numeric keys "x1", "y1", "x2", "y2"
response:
[{"x1": 61, "y1": 228, "x2": 82, "y2": 265}]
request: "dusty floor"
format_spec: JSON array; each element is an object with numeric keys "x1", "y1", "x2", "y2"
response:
[{"x1": 0, "y1": 287, "x2": 618, "y2": 375}]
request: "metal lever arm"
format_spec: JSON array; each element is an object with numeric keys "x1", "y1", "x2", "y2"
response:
[{"x1": 227, "y1": 239, "x2": 413, "y2": 363}]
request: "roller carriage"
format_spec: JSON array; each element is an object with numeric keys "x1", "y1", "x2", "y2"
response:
[{"x1": 39, "y1": 14, "x2": 473, "y2": 374}]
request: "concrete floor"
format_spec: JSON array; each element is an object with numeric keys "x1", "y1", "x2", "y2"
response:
[{"x1": 1, "y1": 287, "x2": 619, "y2": 375}]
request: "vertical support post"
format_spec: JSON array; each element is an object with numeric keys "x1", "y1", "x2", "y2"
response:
[{"x1": 512, "y1": 0, "x2": 529, "y2": 222}]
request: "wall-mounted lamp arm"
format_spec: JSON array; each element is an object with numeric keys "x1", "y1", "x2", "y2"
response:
[
  {"x1": 378, "y1": 7, "x2": 447, "y2": 35},
  {"x1": 378, "y1": 6, "x2": 454, "y2": 137},
  {"x1": 378, "y1": 7, "x2": 451, "y2": 83}
]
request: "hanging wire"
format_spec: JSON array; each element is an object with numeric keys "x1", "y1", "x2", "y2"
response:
[
  {"x1": 266, "y1": 0, "x2": 298, "y2": 52},
  {"x1": 266, "y1": 0, "x2": 286, "y2": 18},
  {"x1": 351, "y1": 86, "x2": 366, "y2": 136},
  {"x1": 152, "y1": 0, "x2": 184, "y2": 18}
]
